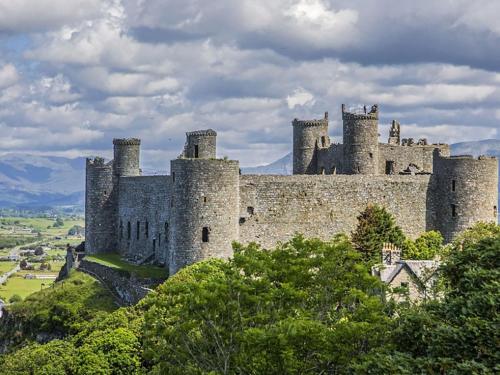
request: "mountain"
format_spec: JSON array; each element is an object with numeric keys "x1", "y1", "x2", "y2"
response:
[
  {"x1": 0, "y1": 139, "x2": 498, "y2": 209},
  {"x1": 0, "y1": 154, "x2": 86, "y2": 208}
]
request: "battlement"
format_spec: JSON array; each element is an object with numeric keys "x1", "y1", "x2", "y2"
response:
[
  {"x1": 292, "y1": 112, "x2": 329, "y2": 127},
  {"x1": 113, "y1": 138, "x2": 141, "y2": 146},
  {"x1": 186, "y1": 129, "x2": 217, "y2": 137},
  {"x1": 86, "y1": 157, "x2": 111, "y2": 167},
  {"x1": 342, "y1": 104, "x2": 379, "y2": 120}
]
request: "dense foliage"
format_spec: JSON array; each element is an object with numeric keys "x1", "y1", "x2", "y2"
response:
[
  {"x1": 351, "y1": 204, "x2": 405, "y2": 262},
  {"x1": 401, "y1": 230, "x2": 444, "y2": 260},
  {"x1": 0, "y1": 221, "x2": 498, "y2": 374}
]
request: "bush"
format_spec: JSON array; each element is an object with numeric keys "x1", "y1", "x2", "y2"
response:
[{"x1": 9, "y1": 294, "x2": 22, "y2": 304}]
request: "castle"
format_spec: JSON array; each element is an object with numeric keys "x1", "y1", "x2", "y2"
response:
[{"x1": 85, "y1": 104, "x2": 499, "y2": 274}]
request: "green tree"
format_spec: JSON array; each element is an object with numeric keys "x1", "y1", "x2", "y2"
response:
[
  {"x1": 8, "y1": 294, "x2": 22, "y2": 304},
  {"x1": 351, "y1": 204, "x2": 405, "y2": 263},
  {"x1": 143, "y1": 235, "x2": 392, "y2": 374},
  {"x1": 402, "y1": 231, "x2": 443, "y2": 260},
  {"x1": 355, "y1": 228, "x2": 500, "y2": 374}
]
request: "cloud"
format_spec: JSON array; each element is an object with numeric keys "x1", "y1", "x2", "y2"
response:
[{"x1": 0, "y1": 0, "x2": 498, "y2": 169}]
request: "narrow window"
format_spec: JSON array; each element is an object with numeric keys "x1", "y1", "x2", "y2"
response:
[
  {"x1": 153, "y1": 239, "x2": 156, "y2": 251},
  {"x1": 145, "y1": 221, "x2": 149, "y2": 238},
  {"x1": 194, "y1": 145, "x2": 199, "y2": 158},
  {"x1": 127, "y1": 222, "x2": 131, "y2": 240},
  {"x1": 158, "y1": 234, "x2": 161, "y2": 246},
  {"x1": 137, "y1": 221, "x2": 140, "y2": 240},
  {"x1": 203, "y1": 196, "x2": 207, "y2": 203},
  {"x1": 202, "y1": 227, "x2": 210, "y2": 243},
  {"x1": 494, "y1": 206, "x2": 497, "y2": 218},
  {"x1": 172, "y1": 172, "x2": 175, "y2": 182},
  {"x1": 321, "y1": 136, "x2": 326, "y2": 147},
  {"x1": 451, "y1": 179, "x2": 456, "y2": 192},
  {"x1": 165, "y1": 222, "x2": 169, "y2": 241},
  {"x1": 385, "y1": 160, "x2": 395, "y2": 175},
  {"x1": 451, "y1": 204, "x2": 457, "y2": 218},
  {"x1": 369, "y1": 152, "x2": 373, "y2": 159},
  {"x1": 119, "y1": 220, "x2": 123, "y2": 239}
]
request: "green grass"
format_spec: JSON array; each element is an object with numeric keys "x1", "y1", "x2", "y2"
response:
[
  {"x1": 0, "y1": 217, "x2": 84, "y2": 238},
  {"x1": 0, "y1": 261, "x2": 17, "y2": 275},
  {"x1": 0, "y1": 275, "x2": 49, "y2": 300},
  {"x1": 86, "y1": 253, "x2": 167, "y2": 279}
]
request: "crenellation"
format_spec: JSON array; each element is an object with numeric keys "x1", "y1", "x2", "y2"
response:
[{"x1": 85, "y1": 104, "x2": 499, "y2": 275}]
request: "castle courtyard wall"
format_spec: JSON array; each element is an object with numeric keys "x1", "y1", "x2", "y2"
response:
[
  {"x1": 117, "y1": 175, "x2": 172, "y2": 265},
  {"x1": 239, "y1": 174, "x2": 435, "y2": 248}
]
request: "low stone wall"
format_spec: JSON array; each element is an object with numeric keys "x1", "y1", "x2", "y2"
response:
[{"x1": 78, "y1": 259, "x2": 165, "y2": 306}]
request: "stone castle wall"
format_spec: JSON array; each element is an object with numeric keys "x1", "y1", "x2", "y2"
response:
[
  {"x1": 239, "y1": 174, "x2": 434, "y2": 248},
  {"x1": 117, "y1": 176, "x2": 172, "y2": 265},
  {"x1": 378, "y1": 143, "x2": 450, "y2": 174}
]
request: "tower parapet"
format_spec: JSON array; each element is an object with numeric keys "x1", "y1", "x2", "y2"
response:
[
  {"x1": 433, "y1": 153, "x2": 498, "y2": 242},
  {"x1": 183, "y1": 129, "x2": 217, "y2": 159},
  {"x1": 170, "y1": 158, "x2": 240, "y2": 274},
  {"x1": 292, "y1": 112, "x2": 329, "y2": 174},
  {"x1": 342, "y1": 104, "x2": 379, "y2": 174},
  {"x1": 85, "y1": 157, "x2": 115, "y2": 254}
]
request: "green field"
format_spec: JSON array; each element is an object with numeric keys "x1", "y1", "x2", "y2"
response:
[
  {"x1": 86, "y1": 253, "x2": 167, "y2": 279},
  {"x1": 0, "y1": 261, "x2": 17, "y2": 274},
  {"x1": 0, "y1": 275, "x2": 50, "y2": 300},
  {"x1": 0, "y1": 216, "x2": 84, "y2": 238}
]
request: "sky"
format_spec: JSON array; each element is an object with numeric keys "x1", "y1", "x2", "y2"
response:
[{"x1": 0, "y1": 0, "x2": 499, "y2": 170}]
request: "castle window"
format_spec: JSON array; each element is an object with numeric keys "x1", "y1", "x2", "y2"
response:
[
  {"x1": 451, "y1": 180, "x2": 456, "y2": 192},
  {"x1": 385, "y1": 160, "x2": 395, "y2": 175},
  {"x1": 127, "y1": 222, "x2": 131, "y2": 240},
  {"x1": 202, "y1": 227, "x2": 210, "y2": 243},
  {"x1": 153, "y1": 239, "x2": 156, "y2": 251},
  {"x1": 451, "y1": 204, "x2": 457, "y2": 218},
  {"x1": 165, "y1": 222, "x2": 169, "y2": 241},
  {"x1": 239, "y1": 217, "x2": 246, "y2": 225},
  {"x1": 172, "y1": 172, "x2": 175, "y2": 182},
  {"x1": 494, "y1": 206, "x2": 497, "y2": 218},
  {"x1": 247, "y1": 206, "x2": 254, "y2": 215},
  {"x1": 137, "y1": 221, "x2": 140, "y2": 240},
  {"x1": 203, "y1": 196, "x2": 207, "y2": 203},
  {"x1": 369, "y1": 152, "x2": 373, "y2": 159},
  {"x1": 321, "y1": 136, "x2": 326, "y2": 147},
  {"x1": 145, "y1": 221, "x2": 149, "y2": 238},
  {"x1": 119, "y1": 220, "x2": 123, "y2": 239},
  {"x1": 194, "y1": 145, "x2": 199, "y2": 158}
]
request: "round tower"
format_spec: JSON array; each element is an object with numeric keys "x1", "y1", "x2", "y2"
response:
[
  {"x1": 342, "y1": 104, "x2": 379, "y2": 174},
  {"x1": 85, "y1": 157, "x2": 115, "y2": 254},
  {"x1": 292, "y1": 112, "x2": 329, "y2": 175},
  {"x1": 184, "y1": 129, "x2": 217, "y2": 159},
  {"x1": 112, "y1": 138, "x2": 141, "y2": 178},
  {"x1": 433, "y1": 154, "x2": 498, "y2": 242},
  {"x1": 169, "y1": 158, "x2": 240, "y2": 274}
]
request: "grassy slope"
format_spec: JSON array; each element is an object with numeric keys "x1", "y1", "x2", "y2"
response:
[{"x1": 86, "y1": 253, "x2": 168, "y2": 278}]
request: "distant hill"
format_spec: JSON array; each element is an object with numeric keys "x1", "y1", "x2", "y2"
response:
[{"x1": 0, "y1": 139, "x2": 498, "y2": 209}]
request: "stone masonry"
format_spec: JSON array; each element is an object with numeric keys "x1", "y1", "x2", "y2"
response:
[{"x1": 85, "y1": 104, "x2": 499, "y2": 275}]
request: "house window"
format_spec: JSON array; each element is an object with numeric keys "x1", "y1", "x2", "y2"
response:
[
  {"x1": 202, "y1": 227, "x2": 210, "y2": 243},
  {"x1": 137, "y1": 221, "x2": 140, "y2": 240},
  {"x1": 451, "y1": 179, "x2": 456, "y2": 192},
  {"x1": 385, "y1": 160, "x2": 395, "y2": 175},
  {"x1": 400, "y1": 282, "x2": 409, "y2": 290},
  {"x1": 194, "y1": 145, "x2": 199, "y2": 158},
  {"x1": 145, "y1": 221, "x2": 149, "y2": 238},
  {"x1": 127, "y1": 222, "x2": 131, "y2": 240},
  {"x1": 451, "y1": 204, "x2": 457, "y2": 218}
]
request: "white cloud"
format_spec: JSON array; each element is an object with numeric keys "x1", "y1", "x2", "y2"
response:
[
  {"x1": 287, "y1": 88, "x2": 315, "y2": 108},
  {"x1": 0, "y1": 64, "x2": 19, "y2": 89}
]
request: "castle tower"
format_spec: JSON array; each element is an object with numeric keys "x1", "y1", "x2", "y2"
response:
[
  {"x1": 388, "y1": 120, "x2": 401, "y2": 145},
  {"x1": 292, "y1": 112, "x2": 329, "y2": 174},
  {"x1": 112, "y1": 138, "x2": 141, "y2": 178},
  {"x1": 85, "y1": 157, "x2": 115, "y2": 254},
  {"x1": 433, "y1": 153, "x2": 498, "y2": 242},
  {"x1": 170, "y1": 132, "x2": 239, "y2": 274},
  {"x1": 183, "y1": 129, "x2": 217, "y2": 159},
  {"x1": 342, "y1": 104, "x2": 380, "y2": 174}
]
